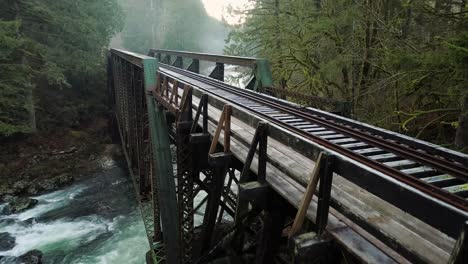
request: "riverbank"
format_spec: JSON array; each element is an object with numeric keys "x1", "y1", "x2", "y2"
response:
[{"x1": 0, "y1": 117, "x2": 115, "y2": 202}]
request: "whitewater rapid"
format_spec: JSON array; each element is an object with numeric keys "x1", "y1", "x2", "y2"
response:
[{"x1": 0, "y1": 158, "x2": 149, "y2": 264}]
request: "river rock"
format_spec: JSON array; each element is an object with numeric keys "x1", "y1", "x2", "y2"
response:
[
  {"x1": 18, "y1": 249, "x2": 43, "y2": 264},
  {"x1": 37, "y1": 173, "x2": 73, "y2": 192},
  {"x1": 22, "y1": 217, "x2": 38, "y2": 225},
  {"x1": 2, "y1": 197, "x2": 38, "y2": 215},
  {"x1": 0, "y1": 232, "x2": 15, "y2": 251},
  {"x1": 12, "y1": 180, "x2": 31, "y2": 193},
  {"x1": 0, "y1": 184, "x2": 16, "y2": 199},
  {"x1": 27, "y1": 185, "x2": 39, "y2": 195}
]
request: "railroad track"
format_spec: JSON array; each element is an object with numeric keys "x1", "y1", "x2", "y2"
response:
[{"x1": 159, "y1": 63, "x2": 468, "y2": 213}]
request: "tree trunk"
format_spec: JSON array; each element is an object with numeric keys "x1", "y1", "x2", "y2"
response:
[
  {"x1": 274, "y1": 0, "x2": 287, "y2": 93},
  {"x1": 28, "y1": 84, "x2": 37, "y2": 132},
  {"x1": 455, "y1": 97, "x2": 468, "y2": 150},
  {"x1": 14, "y1": 0, "x2": 36, "y2": 132}
]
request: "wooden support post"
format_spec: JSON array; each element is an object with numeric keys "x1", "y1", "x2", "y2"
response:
[
  {"x1": 169, "y1": 80, "x2": 178, "y2": 104},
  {"x1": 449, "y1": 221, "x2": 468, "y2": 264},
  {"x1": 289, "y1": 152, "x2": 325, "y2": 239},
  {"x1": 231, "y1": 181, "x2": 271, "y2": 256},
  {"x1": 255, "y1": 191, "x2": 287, "y2": 264},
  {"x1": 291, "y1": 232, "x2": 339, "y2": 263},
  {"x1": 239, "y1": 121, "x2": 269, "y2": 183},
  {"x1": 174, "y1": 83, "x2": 180, "y2": 106},
  {"x1": 155, "y1": 73, "x2": 161, "y2": 94},
  {"x1": 146, "y1": 94, "x2": 181, "y2": 264},
  {"x1": 199, "y1": 152, "x2": 232, "y2": 255},
  {"x1": 316, "y1": 155, "x2": 335, "y2": 236},
  {"x1": 162, "y1": 76, "x2": 168, "y2": 96},
  {"x1": 202, "y1": 94, "x2": 208, "y2": 133},
  {"x1": 235, "y1": 122, "x2": 269, "y2": 225},
  {"x1": 209, "y1": 105, "x2": 231, "y2": 155},
  {"x1": 190, "y1": 133, "x2": 210, "y2": 172},
  {"x1": 257, "y1": 123, "x2": 268, "y2": 182},
  {"x1": 191, "y1": 94, "x2": 208, "y2": 133},
  {"x1": 224, "y1": 106, "x2": 231, "y2": 153},
  {"x1": 178, "y1": 85, "x2": 193, "y2": 123},
  {"x1": 238, "y1": 181, "x2": 270, "y2": 209}
]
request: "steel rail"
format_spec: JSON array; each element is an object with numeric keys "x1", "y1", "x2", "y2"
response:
[{"x1": 159, "y1": 63, "x2": 468, "y2": 212}]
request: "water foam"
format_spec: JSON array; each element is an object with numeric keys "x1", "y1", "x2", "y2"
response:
[
  {"x1": 0, "y1": 215, "x2": 110, "y2": 256},
  {"x1": 63, "y1": 212, "x2": 148, "y2": 264},
  {"x1": 14, "y1": 184, "x2": 86, "y2": 221}
]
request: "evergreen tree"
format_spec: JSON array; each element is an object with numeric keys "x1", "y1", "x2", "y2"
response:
[{"x1": 0, "y1": 0, "x2": 123, "y2": 136}]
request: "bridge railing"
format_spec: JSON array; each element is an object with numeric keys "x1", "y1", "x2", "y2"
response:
[
  {"x1": 148, "y1": 48, "x2": 273, "y2": 92},
  {"x1": 148, "y1": 49, "x2": 351, "y2": 117}
]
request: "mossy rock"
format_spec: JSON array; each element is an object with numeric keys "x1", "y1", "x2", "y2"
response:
[{"x1": 2, "y1": 197, "x2": 38, "y2": 215}]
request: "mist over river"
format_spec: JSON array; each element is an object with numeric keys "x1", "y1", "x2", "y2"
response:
[{"x1": 0, "y1": 158, "x2": 149, "y2": 264}]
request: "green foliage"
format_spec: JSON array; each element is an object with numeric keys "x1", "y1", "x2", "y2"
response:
[
  {"x1": 0, "y1": 0, "x2": 123, "y2": 137},
  {"x1": 226, "y1": 0, "x2": 468, "y2": 146}
]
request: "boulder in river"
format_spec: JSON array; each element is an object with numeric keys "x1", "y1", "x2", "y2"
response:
[
  {"x1": 18, "y1": 249, "x2": 43, "y2": 264},
  {"x1": 37, "y1": 173, "x2": 73, "y2": 192},
  {"x1": 0, "y1": 232, "x2": 15, "y2": 251},
  {"x1": 22, "y1": 217, "x2": 38, "y2": 225},
  {"x1": 2, "y1": 197, "x2": 38, "y2": 215}
]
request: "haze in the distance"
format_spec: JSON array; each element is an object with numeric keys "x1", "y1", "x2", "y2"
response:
[{"x1": 202, "y1": 0, "x2": 252, "y2": 24}]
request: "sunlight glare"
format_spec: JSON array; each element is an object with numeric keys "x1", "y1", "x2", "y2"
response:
[{"x1": 202, "y1": 0, "x2": 251, "y2": 25}]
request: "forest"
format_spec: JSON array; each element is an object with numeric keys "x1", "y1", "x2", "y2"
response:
[
  {"x1": 0, "y1": 0, "x2": 226, "y2": 139},
  {"x1": 0, "y1": 0, "x2": 123, "y2": 137},
  {"x1": 225, "y1": 0, "x2": 468, "y2": 151},
  {"x1": 0, "y1": 0, "x2": 467, "y2": 152}
]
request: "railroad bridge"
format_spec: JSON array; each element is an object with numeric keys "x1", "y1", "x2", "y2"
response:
[{"x1": 107, "y1": 48, "x2": 468, "y2": 264}]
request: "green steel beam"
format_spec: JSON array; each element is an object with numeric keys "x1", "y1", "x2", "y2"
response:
[
  {"x1": 146, "y1": 94, "x2": 181, "y2": 264},
  {"x1": 141, "y1": 54, "x2": 180, "y2": 263},
  {"x1": 253, "y1": 59, "x2": 273, "y2": 92},
  {"x1": 110, "y1": 49, "x2": 181, "y2": 263}
]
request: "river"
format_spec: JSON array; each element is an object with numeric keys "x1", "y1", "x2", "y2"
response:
[{"x1": 0, "y1": 157, "x2": 149, "y2": 264}]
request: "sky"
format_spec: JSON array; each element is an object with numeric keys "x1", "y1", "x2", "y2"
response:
[{"x1": 201, "y1": 0, "x2": 251, "y2": 25}]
